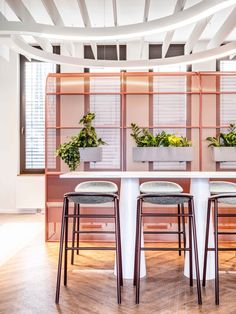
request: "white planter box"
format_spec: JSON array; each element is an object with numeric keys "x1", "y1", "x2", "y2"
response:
[
  {"x1": 133, "y1": 147, "x2": 193, "y2": 162},
  {"x1": 211, "y1": 147, "x2": 236, "y2": 162},
  {"x1": 79, "y1": 147, "x2": 102, "y2": 162}
]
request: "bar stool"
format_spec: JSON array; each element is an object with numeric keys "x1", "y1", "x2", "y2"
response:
[
  {"x1": 203, "y1": 191, "x2": 236, "y2": 305},
  {"x1": 55, "y1": 181, "x2": 123, "y2": 304},
  {"x1": 133, "y1": 192, "x2": 202, "y2": 305},
  {"x1": 71, "y1": 181, "x2": 119, "y2": 263},
  {"x1": 139, "y1": 181, "x2": 186, "y2": 256}
]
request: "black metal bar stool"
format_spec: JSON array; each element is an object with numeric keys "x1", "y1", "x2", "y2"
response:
[
  {"x1": 55, "y1": 189, "x2": 123, "y2": 304},
  {"x1": 140, "y1": 181, "x2": 186, "y2": 256},
  {"x1": 202, "y1": 193, "x2": 236, "y2": 305},
  {"x1": 133, "y1": 193, "x2": 202, "y2": 305}
]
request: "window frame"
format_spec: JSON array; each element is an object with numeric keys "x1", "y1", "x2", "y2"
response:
[{"x1": 20, "y1": 46, "x2": 60, "y2": 174}]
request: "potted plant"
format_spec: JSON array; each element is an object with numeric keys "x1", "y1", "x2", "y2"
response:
[
  {"x1": 206, "y1": 123, "x2": 236, "y2": 162},
  {"x1": 56, "y1": 112, "x2": 105, "y2": 171},
  {"x1": 131, "y1": 123, "x2": 193, "y2": 162}
]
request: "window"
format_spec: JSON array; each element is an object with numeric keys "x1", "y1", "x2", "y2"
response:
[
  {"x1": 219, "y1": 59, "x2": 236, "y2": 169},
  {"x1": 20, "y1": 49, "x2": 59, "y2": 173},
  {"x1": 152, "y1": 64, "x2": 188, "y2": 170},
  {"x1": 84, "y1": 45, "x2": 125, "y2": 170},
  {"x1": 88, "y1": 76, "x2": 121, "y2": 170}
]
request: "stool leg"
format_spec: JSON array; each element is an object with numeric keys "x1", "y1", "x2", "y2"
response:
[
  {"x1": 191, "y1": 199, "x2": 202, "y2": 305},
  {"x1": 71, "y1": 203, "x2": 77, "y2": 265},
  {"x1": 178, "y1": 204, "x2": 181, "y2": 256},
  {"x1": 76, "y1": 204, "x2": 80, "y2": 255},
  {"x1": 202, "y1": 199, "x2": 211, "y2": 287},
  {"x1": 55, "y1": 198, "x2": 67, "y2": 304},
  {"x1": 64, "y1": 203, "x2": 68, "y2": 286},
  {"x1": 181, "y1": 203, "x2": 186, "y2": 254},
  {"x1": 133, "y1": 199, "x2": 140, "y2": 286},
  {"x1": 114, "y1": 198, "x2": 121, "y2": 304},
  {"x1": 116, "y1": 198, "x2": 123, "y2": 287},
  {"x1": 214, "y1": 199, "x2": 219, "y2": 305},
  {"x1": 189, "y1": 203, "x2": 193, "y2": 287},
  {"x1": 135, "y1": 200, "x2": 142, "y2": 304}
]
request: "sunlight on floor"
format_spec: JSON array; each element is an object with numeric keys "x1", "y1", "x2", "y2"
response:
[{"x1": 0, "y1": 221, "x2": 43, "y2": 267}]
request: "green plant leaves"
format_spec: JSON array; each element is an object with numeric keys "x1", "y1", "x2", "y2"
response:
[
  {"x1": 56, "y1": 112, "x2": 105, "y2": 171},
  {"x1": 206, "y1": 124, "x2": 236, "y2": 147},
  {"x1": 130, "y1": 123, "x2": 191, "y2": 147}
]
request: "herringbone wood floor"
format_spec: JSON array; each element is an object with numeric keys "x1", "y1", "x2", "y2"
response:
[{"x1": 1, "y1": 215, "x2": 236, "y2": 314}]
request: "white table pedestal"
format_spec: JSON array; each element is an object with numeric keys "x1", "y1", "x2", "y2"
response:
[
  {"x1": 184, "y1": 178, "x2": 215, "y2": 280},
  {"x1": 118, "y1": 178, "x2": 146, "y2": 279}
]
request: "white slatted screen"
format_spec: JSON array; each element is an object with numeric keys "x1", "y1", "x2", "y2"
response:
[
  {"x1": 25, "y1": 62, "x2": 56, "y2": 169},
  {"x1": 89, "y1": 76, "x2": 121, "y2": 169},
  {"x1": 220, "y1": 60, "x2": 236, "y2": 168},
  {"x1": 153, "y1": 66, "x2": 187, "y2": 170}
]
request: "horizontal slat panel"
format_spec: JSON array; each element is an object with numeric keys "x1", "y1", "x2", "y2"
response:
[{"x1": 25, "y1": 62, "x2": 56, "y2": 169}]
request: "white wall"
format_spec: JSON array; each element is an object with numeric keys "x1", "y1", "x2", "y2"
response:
[{"x1": 0, "y1": 51, "x2": 45, "y2": 213}]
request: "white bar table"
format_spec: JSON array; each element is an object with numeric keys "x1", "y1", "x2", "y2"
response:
[{"x1": 60, "y1": 171, "x2": 236, "y2": 280}]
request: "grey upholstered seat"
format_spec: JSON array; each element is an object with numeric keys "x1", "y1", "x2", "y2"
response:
[
  {"x1": 210, "y1": 181, "x2": 236, "y2": 204},
  {"x1": 140, "y1": 181, "x2": 186, "y2": 205},
  {"x1": 141, "y1": 193, "x2": 190, "y2": 205},
  {"x1": 210, "y1": 181, "x2": 236, "y2": 195},
  {"x1": 72, "y1": 181, "x2": 118, "y2": 204}
]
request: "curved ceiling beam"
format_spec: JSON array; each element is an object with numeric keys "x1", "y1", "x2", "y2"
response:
[
  {"x1": 8, "y1": 36, "x2": 236, "y2": 69},
  {"x1": 0, "y1": 0, "x2": 236, "y2": 41}
]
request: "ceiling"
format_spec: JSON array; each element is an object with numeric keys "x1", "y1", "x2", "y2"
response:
[{"x1": 0, "y1": 0, "x2": 236, "y2": 64}]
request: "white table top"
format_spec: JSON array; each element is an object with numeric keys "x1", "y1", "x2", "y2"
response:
[{"x1": 60, "y1": 171, "x2": 236, "y2": 179}]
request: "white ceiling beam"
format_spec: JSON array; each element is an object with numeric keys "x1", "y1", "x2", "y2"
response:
[
  {"x1": 90, "y1": 42, "x2": 97, "y2": 59},
  {"x1": 10, "y1": 36, "x2": 236, "y2": 69},
  {"x1": 185, "y1": 17, "x2": 212, "y2": 54},
  {"x1": 41, "y1": 0, "x2": 74, "y2": 56},
  {"x1": 116, "y1": 42, "x2": 119, "y2": 60},
  {"x1": 143, "y1": 0, "x2": 151, "y2": 22},
  {"x1": 208, "y1": 7, "x2": 236, "y2": 49},
  {"x1": 112, "y1": 0, "x2": 118, "y2": 26},
  {"x1": 5, "y1": 0, "x2": 52, "y2": 53},
  {"x1": 139, "y1": 0, "x2": 151, "y2": 60},
  {"x1": 41, "y1": 0, "x2": 64, "y2": 26},
  {"x1": 162, "y1": 0, "x2": 187, "y2": 58},
  {"x1": 76, "y1": 0, "x2": 97, "y2": 59},
  {"x1": 0, "y1": 11, "x2": 7, "y2": 21},
  {"x1": 76, "y1": 0, "x2": 91, "y2": 27},
  {"x1": 112, "y1": 0, "x2": 119, "y2": 58}
]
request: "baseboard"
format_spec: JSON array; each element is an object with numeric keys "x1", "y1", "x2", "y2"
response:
[{"x1": 0, "y1": 208, "x2": 45, "y2": 214}]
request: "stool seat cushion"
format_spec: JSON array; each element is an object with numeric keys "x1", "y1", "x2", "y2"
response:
[
  {"x1": 73, "y1": 181, "x2": 118, "y2": 204},
  {"x1": 214, "y1": 194, "x2": 236, "y2": 205},
  {"x1": 141, "y1": 193, "x2": 190, "y2": 205},
  {"x1": 140, "y1": 181, "x2": 183, "y2": 194},
  {"x1": 210, "y1": 181, "x2": 236, "y2": 195}
]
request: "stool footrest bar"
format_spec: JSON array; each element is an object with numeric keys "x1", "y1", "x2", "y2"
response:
[
  {"x1": 142, "y1": 213, "x2": 192, "y2": 217},
  {"x1": 74, "y1": 230, "x2": 115, "y2": 234},
  {"x1": 66, "y1": 214, "x2": 115, "y2": 218},
  {"x1": 207, "y1": 248, "x2": 236, "y2": 251},
  {"x1": 143, "y1": 231, "x2": 184, "y2": 234},
  {"x1": 141, "y1": 247, "x2": 190, "y2": 251},
  {"x1": 66, "y1": 247, "x2": 115, "y2": 251}
]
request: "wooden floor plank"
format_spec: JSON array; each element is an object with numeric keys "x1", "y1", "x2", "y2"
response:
[{"x1": 1, "y1": 214, "x2": 236, "y2": 313}]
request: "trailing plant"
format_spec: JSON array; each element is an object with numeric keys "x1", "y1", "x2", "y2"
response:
[
  {"x1": 130, "y1": 123, "x2": 191, "y2": 147},
  {"x1": 56, "y1": 112, "x2": 105, "y2": 171},
  {"x1": 206, "y1": 123, "x2": 236, "y2": 147}
]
